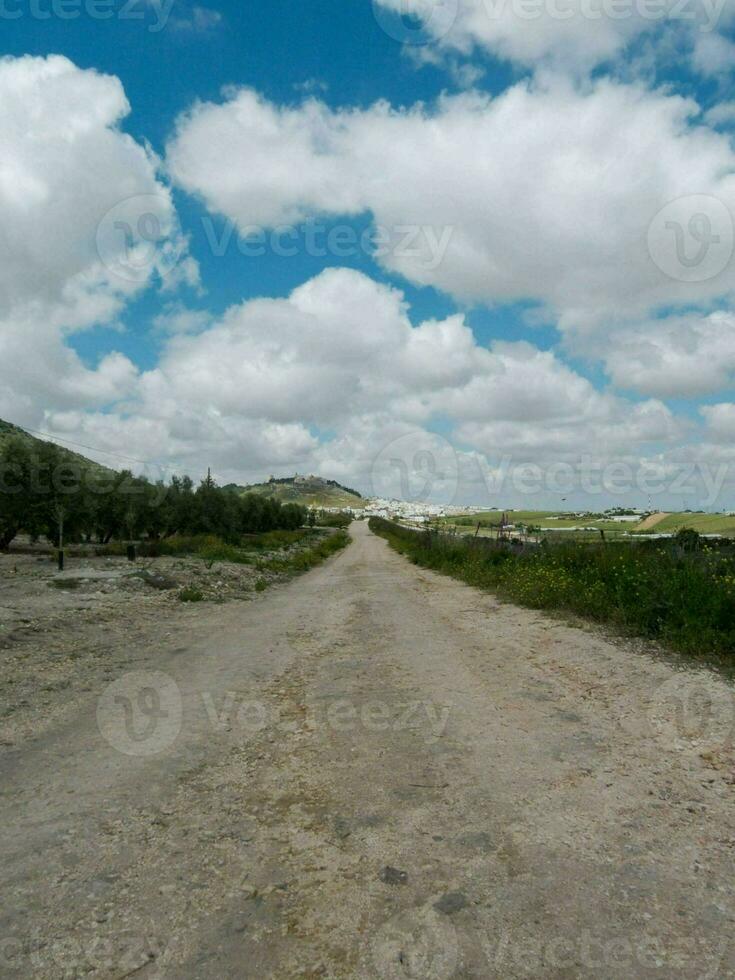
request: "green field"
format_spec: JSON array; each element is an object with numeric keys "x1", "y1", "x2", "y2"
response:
[
  {"x1": 642, "y1": 513, "x2": 735, "y2": 536},
  {"x1": 441, "y1": 509, "x2": 735, "y2": 540},
  {"x1": 448, "y1": 510, "x2": 560, "y2": 527},
  {"x1": 443, "y1": 511, "x2": 637, "y2": 538}
]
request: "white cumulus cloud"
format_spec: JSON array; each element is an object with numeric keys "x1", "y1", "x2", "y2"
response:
[
  {"x1": 373, "y1": 0, "x2": 734, "y2": 72},
  {"x1": 602, "y1": 311, "x2": 735, "y2": 396},
  {"x1": 48, "y1": 268, "x2": 692, "y2": 497},
  {"x1": 166, "y1": 79, "x2": 735, "y2": 332},
  {"x1": 0, "y1": 55, "x2": 190, "y2": 426}
]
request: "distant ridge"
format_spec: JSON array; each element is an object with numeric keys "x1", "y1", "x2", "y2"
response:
[{"x1": 224, "y1": 474, "x2": 365, "y2": 509}]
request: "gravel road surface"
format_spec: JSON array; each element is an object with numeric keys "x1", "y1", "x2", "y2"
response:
[{"x1": 2, "y1": 521, "x2": 734, "y2": 978}]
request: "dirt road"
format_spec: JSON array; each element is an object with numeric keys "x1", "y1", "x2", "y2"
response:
[
  {"x1": 635, "y1": 513, "x2": 669, "y2": 532},
  {"x1": 2, "y1": 521, "x2": 735, "y2": 978}
]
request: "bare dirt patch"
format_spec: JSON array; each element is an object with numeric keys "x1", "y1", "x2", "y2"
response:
[
  {"x1": 0, "y1": 534, "x2": 321, "y2": 748},
  {"x1": 635, "y1": 511, "x2": 669, "y2": 531}
]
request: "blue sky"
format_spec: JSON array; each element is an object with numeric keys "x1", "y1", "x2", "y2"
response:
[
  {"x1": 3, "y1": 0, "x2": 735, "y2": 507},
  {"x1": 8, "y1": 0, "x2": 527, "y2": 368}
]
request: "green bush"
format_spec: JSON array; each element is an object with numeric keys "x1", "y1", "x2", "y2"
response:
[
  {"x1": 242, "y1": 529, "x2": 309, "y2": 550},
  {"x1": 262, "y1": 529, "x2": 350, "y2": 575},
  {"x1": 178, "y1": 586, "x2": 204, "y2": 603},
  {"x1": 316, "y1": 512, "x2": 352, "y2": 529}
]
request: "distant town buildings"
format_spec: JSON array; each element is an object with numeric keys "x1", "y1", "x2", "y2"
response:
[{"x1": 322, "y1": 498, "x2": 482, "y2": 523}]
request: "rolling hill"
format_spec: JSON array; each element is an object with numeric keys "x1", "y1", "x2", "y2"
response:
[
  {"x1": 0, "y1": 418, "x2": 114, "y2": 475},
  {"x1": 225, "y1": 475, "x2": 365, "y2": 509}
]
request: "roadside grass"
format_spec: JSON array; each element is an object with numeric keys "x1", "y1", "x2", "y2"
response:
[
  {"x1": 259, "y1": 529, "x2": 351, "y2": 578},
  {"x1": 241, "y1": 529, "x2": 311, "y2": 550},
  {"x1": 370, "y1": 518, "x2": 735, "y2": 664},
  {"x1": 150, "y1": 527, "x2": 351, "y2": 594},
  {"x1": 165, "y1": 530, "x2": 352, "y2": 602}
]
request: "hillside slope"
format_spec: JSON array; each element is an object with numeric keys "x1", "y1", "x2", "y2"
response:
[
  {"x1": 0, "y1": 419, "x2": 114, "y2": 475},
  {"x1": 226, "y1": 475, "x2": 365, "y2": 509}
]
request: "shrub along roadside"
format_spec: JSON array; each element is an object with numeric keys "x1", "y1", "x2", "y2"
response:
[
  {"x1": 170, "y1": 528, "x2": 350, "y2": 601},
  {"x1": 151, "y1": 527, "x2": 349, "y2": 578},
  {"x1": 315, "y1": 511, "x2": 352, "y2": 529},
  {"x1": 103, "y1": 529, "x2": 310, "y2": 562},
  {"x1": 260, "y1": 529, "x2": 351, "y2": 577},
  {"x1": 369, "y1": 517, "x2": 735, "y2": 665}
]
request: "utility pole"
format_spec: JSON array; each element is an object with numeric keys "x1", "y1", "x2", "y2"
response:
[{"x1": 55, "y1": 502, "x2": 65, "y2": 572}]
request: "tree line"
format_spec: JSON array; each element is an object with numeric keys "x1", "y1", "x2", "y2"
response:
[{"x1": 0, "y1": 435, "x2": 307, "y2": 550}]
